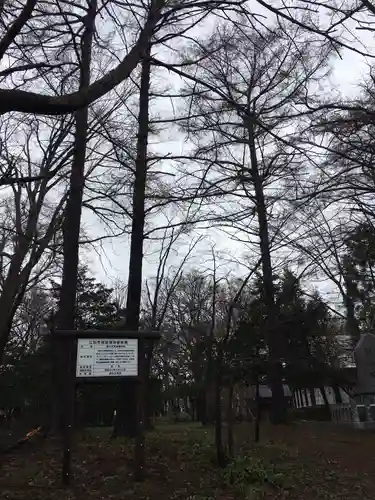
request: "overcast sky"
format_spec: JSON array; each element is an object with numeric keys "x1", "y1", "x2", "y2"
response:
[{"x1": 84, "y1": 8, "x2": 374, "y2": 310}]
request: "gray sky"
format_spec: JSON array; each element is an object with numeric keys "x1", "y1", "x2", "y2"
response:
[{"x1": 84, "y1": 9, "x2": 373, "y2": 310}]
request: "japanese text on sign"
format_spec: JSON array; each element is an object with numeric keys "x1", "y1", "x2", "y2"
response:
[{"x1": 76, "y1": 338, "x2": 138, "y2": 378}]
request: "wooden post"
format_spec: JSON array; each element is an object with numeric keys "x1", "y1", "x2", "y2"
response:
[
  {"x1": 48, "y1": 312, "x2": 60, "y2": 434},
  {"x1": 53, "y1": 329, "x2": 160, "y2": 485},
  {"x1": 254, "y1": 374, "x2": 260, "y2": 443},
  {"x1": 62, "y1": 337, "x2": 77, "y2": 486},
  {"x1": 134, "y1": 339, "x2": 145, "y2": 481}
]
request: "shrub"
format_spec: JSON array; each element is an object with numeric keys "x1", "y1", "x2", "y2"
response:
[
  {"x1": 189, "y1": 439, "x2": 216, "y2": 465},
  {"x1": 290, "y1": 406, "x2": 331, "y2": 422},
  {"x1": 172, "y1": 411, "x2": 192, "y2": 423},
  {"x1": 223, "y1": 456, "x2": 284, "y2": 499},
  {"x1": 186, "y1": 496, "x2": 215, "y2": 500}
]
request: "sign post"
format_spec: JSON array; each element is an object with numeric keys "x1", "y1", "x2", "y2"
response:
[
  {"x1": 62, "y1": 337, "x2": 77, "y2": 486},
  {"x1": 53, "y1": 329, "x2": 161, "y2": 486}
]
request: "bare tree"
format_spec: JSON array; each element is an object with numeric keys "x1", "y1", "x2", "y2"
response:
[
  {"x1": 1, "y1": 1, "x2": 374, "y2": 117},
  {"x1": 284, "y1": 201, "x2": 358, "y2": 364},
  {"x1": 111, "y1": 277, "x2": 127, "y2": 315},
  {"x1": 6, "y1": 286, "x2": 51, "y2": 360},
  {"x1": 54, "y1": 0, "x2": 95, "y2": 484},
  {"x1": 0, "y1": 0, "x2": 255, "y2": 116},
  {"x1": 57, "y1": 0, "x2": 95, "y2": 333},
  {"x1": 212, "y1": 259, "x2": 259, "y2": 464},
  {"x1": 163, "y1": 20, "x2": 331, "y2": 423},
  {"x1": 144, "y1": 228, "x2": 203, "y2": 329},
  {"x1": 0, "y1": 114, "x2": 73, "y2": 364},
  {"x1": 0, "y1": 0, "x2": 164, "y2": 115}
]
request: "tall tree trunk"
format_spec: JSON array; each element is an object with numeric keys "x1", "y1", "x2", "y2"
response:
[
  {"x1": 342, "y1": 258, "x2": 361, "y2": 347},
  {"x1": 246, "y1": 120, "x2": 287, "y2": 424},
  {"x1": 199, "y1": 388, "x2": 207, "y2": 424},
  {"x1": 113, "y1": 43, "x2": 151, "y2": 481},
  {"x1": 303, "y1": 389, "x2": 310, "y2": 406},
  {"x1": 309, "y1": 387, "x2": 317, "y2": 406},
  {"x1": 319, "y1": 386, "x2": 330, "y2": 411},
  {"x1": 226, "y1": 380, "x2": 234, "y2": 459},
  {"x1": 0, "y1": 242, "x2": 33, "y2": 363},
  {"x1": 0, "y1": 304, "x2": 18, "y2": 365},
  {"x1": 144, "y1": 341, "x2": 155, "y2": 430},
  {"x1": 0, "y1": 190, "x2": 67, "y2": 365},
  {"x1": 203, "y1": 331, "x2": 215, "y2": 425},
  {"x1": 58, "y1": 7, "x2": 94, "y2": 327},
  {"x1": 215, "y1": 349, "x2": 226, "y2": 467},
  {"x1": 343, "y1": 292, "x2": 360, "y2": 348},
  {"x1": 49, "y1": 312, "x2": 62, "y2": 434},
  {"x1": 254, "y1": 373, "x2": 260, "y2": 442},
  {"x1": 204, "y1": 250, "x2": 218, "y2": 425},
  {"x1": 113, "y1": 43, "x2": 151, "y2": 439},
  {"x1": 56, "y1": 0, "x2": 95, "y2": 484},
  {"x1": 196, "y1": 391, "x2": 205, "y2": 422},
  {"x1": 333, "y1": 385, "x2": 342, "y2": 404}
]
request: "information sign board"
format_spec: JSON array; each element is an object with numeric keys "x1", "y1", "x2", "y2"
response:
[{"x1": 76, "y1": 338, "x2": 138, "y2": 378}]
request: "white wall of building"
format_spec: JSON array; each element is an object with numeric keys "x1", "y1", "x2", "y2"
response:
[{"x1": 294, "y1": 387, "x2": 350, "y2": 408}]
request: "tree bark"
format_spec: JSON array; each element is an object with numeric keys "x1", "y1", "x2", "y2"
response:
[
  {"x1": 0, "y1": 0, "x2": 163, "y2": 116},
  {"x1": 134, "y1": 340, "x2": 146, "y2": 480},
  {"x1": 49, "y1": 313, "x2": 63, "y2": 434},
  {"x1": 144, "y1": 342, "x2": 155, "y2": 430},
  {"x1": 319, "y1": 386, "x2": 330, "y2": 411},
  {"x1": 113, "y1": 42, "x2": 151, "y2": 438},
  {"x1": 226, "y1": 380, "x2": 234, "y2": 459},
  {"x1": 254, "y1": 374, "x2": 260, "y2": 442},
  {"x1": 0, "y1": 237, "x2": 38, "y2": 363},
  {"x1": 333, "y1": 385, "x2": 342, "y2": 404},
  {"x1": 203, "y1": 324, "x2": 215, "y2": 425},
  {"x1": 342, "y1": 257, "x2": 361, "y2": 347},
  {"x1": 197, "y1": 391, "x2": 206, "y2": 423},
  {"x1": 55, "y1": 0, "x2": 95, "y2": 485},
  {"x1": 304, "y1": 389, "x2": 310, "y2": 406},
  {"x1": 0, "y1": 0, "x2": 37, "y2": 61},
  {"x1": 57, "y1": 0, "x2": 94, "y2": 328},
  {"x1": 0, "y1": 171, "x2": 67, "y2": 364},
  {"x1": 309, "y1": 387, "x2": 317, "y2": 406},
  {"x1": 246, "y1": 119, "x2": 287, "y2": 424},
  {"x1": 343, "y1": 291, "x2": 360, "y2": 348},
  {"x1": 215, "y1": 349, "x2": 226, "y2": 467},
  {"x1": 113, "y1": 43, "x2": 151, "y2": 483}
]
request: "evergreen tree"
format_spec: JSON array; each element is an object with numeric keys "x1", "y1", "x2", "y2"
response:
[
  {"x1": 51, "y1": 265, "x2": 122, "y2": 329},
  {"x1": 342, "y1": 223, "x2": 375, "y2": 332},
  {"x1": 0, "y1": 267, "x2": 124, "y2": 427}
]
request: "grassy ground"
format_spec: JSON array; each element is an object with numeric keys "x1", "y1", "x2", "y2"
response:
[{"x1": 1, "y1": 420, "x2": 375, "y2": 500}]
